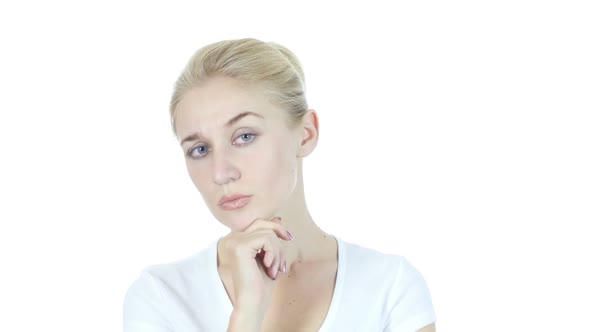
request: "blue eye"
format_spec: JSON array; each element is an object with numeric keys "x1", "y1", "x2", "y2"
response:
[
  {"x1": 187, "y1": 145, "x2": 208, "y2": 159},
  {"x1": 236, "y1": 133, "x2": 255, "y2": 144},
  {"x1": 186, "y1": 132, "x2": 257, "y2": 160}
]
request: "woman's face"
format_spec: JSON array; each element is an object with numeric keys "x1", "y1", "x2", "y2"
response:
[{"x1": 174, "y1": 76, "x2": 302, "y2": 231}]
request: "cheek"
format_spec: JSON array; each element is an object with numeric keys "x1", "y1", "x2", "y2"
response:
[
  {"x1": 186, "y1": 162, "x2": 204, "y2": 188},
  {"x1": 186, "y1": 163, "x2": 215, "y2": 204},
  {"x1": 257, "y1": 142, "x2": 298, "y2": 195}
]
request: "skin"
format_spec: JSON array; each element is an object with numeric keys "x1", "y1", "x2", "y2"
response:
[
  {"x1": 175, "y1": 76, "x2": 337, "y2": 329},
  {"x1": 174, "y1": 75, "x2": 333, "y2": 273},
  {"x1": 418, "y1": 324, "x2": 436, "y2": 332},
  {"x1": 173, "y1": 75, "x2": 436, "y2": 332},
  {"x1": 176, "y1": 76, "x2": 304, "y2": 231}
]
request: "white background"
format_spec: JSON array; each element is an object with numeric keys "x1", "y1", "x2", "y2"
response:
[{"x1": 1, "y1": 1, "x2": 588, "y2": 331}]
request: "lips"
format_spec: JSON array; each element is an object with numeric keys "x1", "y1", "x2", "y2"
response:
[{"x1": 218, "y1": 194, "x2": 252, "y2": 210}]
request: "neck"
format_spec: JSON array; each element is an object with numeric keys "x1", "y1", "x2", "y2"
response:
[
  {"x1": 220, "y1": 166, "x2": 335, "y2": 271},
  {"x1": 271, "y1": 172, "x2": 335, "y2": 271}
]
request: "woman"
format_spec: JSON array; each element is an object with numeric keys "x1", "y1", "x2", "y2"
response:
[{"x1": 124, "y1": 38, "x2": 436, "y2": 332}]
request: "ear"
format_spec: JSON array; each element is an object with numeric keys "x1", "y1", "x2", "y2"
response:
[{"x1": 296, "y1": 109, "x2": 319, "y2": 158}]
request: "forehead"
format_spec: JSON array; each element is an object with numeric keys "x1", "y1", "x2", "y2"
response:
[{"x1": 174, "y1": 77, "x2": 282, "y2": 134}]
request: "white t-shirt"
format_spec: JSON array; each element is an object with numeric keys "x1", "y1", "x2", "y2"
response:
[{"x1": 124, "y1": 236, "x2": 436, "y2": 332}]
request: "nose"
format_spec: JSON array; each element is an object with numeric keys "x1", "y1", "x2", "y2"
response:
[{"x1": 212, "y1": 150, "x2": 241, "y2": 185}]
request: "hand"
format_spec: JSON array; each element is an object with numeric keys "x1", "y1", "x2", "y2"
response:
[{"x1": 218, "y1": 216, "x2": 294, "y2": 312}]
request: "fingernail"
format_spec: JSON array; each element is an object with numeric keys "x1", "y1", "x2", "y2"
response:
[
  {"x1": 282, "y1": 262, "x2": 287, "y2": 274},
  {"x1": 287, "y1": 230, "x2": 294, "y2": 241}
]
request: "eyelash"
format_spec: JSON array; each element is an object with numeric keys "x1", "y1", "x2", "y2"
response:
[{"x1": 185, "y1": 132, "x2": 257, "y2": 160}]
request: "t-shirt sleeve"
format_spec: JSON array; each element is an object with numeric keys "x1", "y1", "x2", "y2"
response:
[
  {"x1": 383, "y1": 256, "x2": 436, "y2": 332},
  {"x1": 123, "y1": 270, "x2": 173, "y2": 332}
]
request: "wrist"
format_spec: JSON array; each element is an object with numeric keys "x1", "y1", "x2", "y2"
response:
[{"x1": 228, "y1": 307, "x2": 265, "y2": 332}]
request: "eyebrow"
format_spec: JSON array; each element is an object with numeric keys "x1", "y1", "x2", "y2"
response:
[{"x1": 180, "y1": 111, "x2": 264, "y2": 145}]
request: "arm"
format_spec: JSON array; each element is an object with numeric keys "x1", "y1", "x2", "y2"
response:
[
  {"x1": 227, "y1": 307, "x2": 264, "y2": 332},
  {"x1": 383, "y1": 257, "x2": 437, "y2": 332},
  {"x1": 221, "y1": 217, "x2": 292, "y2": 332},
  {"x1": 124, "y1": 271, "x2": 173, "y2": 332},
  {"x1": 416, "y1": 323, "x2": 436, "y2": 332}
]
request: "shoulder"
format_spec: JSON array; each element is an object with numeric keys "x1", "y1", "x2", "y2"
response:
[
  {"x1": 338, "y1": 238, "x2": 412, "y2": 278},
  {"x1": 342, "y1": 240, "x2": 433, "y2": 304},
  {"x1": 124, "y1": 240, "x2": 216, "y2": 324},
  {"x1": 139, "y1": 243, "x2": 212, "y2": 283},
  {"x1": 134, "y1": 236, "x2": 219, "y2": 292},
  {"x1": 336, "y1": 238, "x2": 424, "y2": 301},
  {"x1": 337, "y1": 238, "x2": 436, "y2": 331}
]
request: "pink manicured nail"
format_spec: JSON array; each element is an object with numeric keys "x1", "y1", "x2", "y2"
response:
[
  {"x1": 282, "y1": 262, "x2": 287, "y2": 274},
  {"x1": 286, "y1": 231, "x2": 294, "y2": 241}
]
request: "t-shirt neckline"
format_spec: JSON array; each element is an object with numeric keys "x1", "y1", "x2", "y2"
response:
[{"x1": 208, "y1": 234, "x2": 346, "y2": 331}]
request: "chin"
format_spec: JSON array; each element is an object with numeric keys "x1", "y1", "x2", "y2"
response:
[
  {"x1": 216, "y1": 206, "x2": 281, "y2": 232},
  {"x1": 212, "y1": 208, "x2": 257, "y2": 231}
]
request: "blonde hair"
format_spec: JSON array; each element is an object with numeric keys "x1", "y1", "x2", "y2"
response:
[{"x1": 169, "y1": 38, "x2": 308, "y2": 137}]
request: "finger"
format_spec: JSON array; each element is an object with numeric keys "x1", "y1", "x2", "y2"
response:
[
  {"x1": 274, "y1": 239, "x2": 286, "y2": 278},
  {"x1": 263, "y1": 248, "x2": 274, "y2": 268},
  {"x1": 258, "y1": 235, "x2": 282, "y2": 279},
  {"x1": 261, "y1": 247, "x2": 277, "y2": 280},
  {"x1": 271, "y1": 217, "x2": 294, "y2": 241},
  {"x1": 241, "y1": 233, "x2": 273, "y2": 258},
  {"x1": 279, "y1": 249, "x2": 286, "y2": 275},
  {"x1": 260, "y1": 235, "x2": 281, "y2": 264},
  {"x1": 271, "y1": 255, "x2": 280, "y2": 280},
  {"x1": 246, "y1": 218, "x2": 293, "y2": 242}
]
